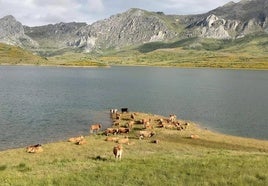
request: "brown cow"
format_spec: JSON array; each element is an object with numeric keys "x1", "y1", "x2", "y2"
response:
[
  {"x1": 76, "y1": 138, "x2": 86, "y2": 145},
  {"x1": 130, "y1": 113, "x2": 135, "y2": 120},
  {"x1": 105, "y1": 136, "x2": 119, "y2": 142},
  {"x1": 113, "y1": 144, "x2": 123, "y2": 160},
  {"x1": 26, "y1": 144, "x2": 43, "y2": 153},
  {"x1": 118, "y1": 127, "x2": 130, "y2": 134},
  {"x1": 138, "y1": 131, "x2": 156, "y2": 140},
  {"x1": 68, "y1": 136, "x2": 84, "y2": 143},
  {"x1": 103, "y1": 128, "x2": 118, "y2": 136},
  {"x1": 127, "y1": 121, "x2": 135, "y2": 129},
  {"x1": 90, "y1": 123, "x2": 102, "y2": 133},
  {"x1": 116, "y1": 136, "x2": 130, "y2": 144}
]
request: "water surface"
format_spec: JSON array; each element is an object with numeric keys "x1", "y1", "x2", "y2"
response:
[{"x1": 0, "y1": 66, "x2": 267, "y2": 150}]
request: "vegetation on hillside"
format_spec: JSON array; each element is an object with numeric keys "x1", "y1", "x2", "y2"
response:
[
  {"x1": 1, "y1": 33, "x2": 268, "y2": 69},
  {"x1": 0, "y1": 112, "x2": 268, "y2": 185},
  {"x1": 0, "y1": 43, "x2": 46, "y2": 65},
  {"x1": 98, "y1": 33, "x2": 268, "y2": 69}
]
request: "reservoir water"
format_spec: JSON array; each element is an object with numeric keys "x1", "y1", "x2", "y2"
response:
[{"x1": 0, "y1": 66, "x2": 267, "y2": 150}]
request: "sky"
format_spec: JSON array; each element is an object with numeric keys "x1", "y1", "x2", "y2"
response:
[{"x1": 0, "y1": 0, "x2": 240, "y2": 26}]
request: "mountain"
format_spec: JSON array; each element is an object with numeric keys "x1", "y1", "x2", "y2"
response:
[
  {"x1": 184, "y1": 0, "x2": 268, "y2": 39},
  {"x1": 0, "y1": 0, "x2": 268, "y2": 55},
  {"x1": 0, "y1": 15, "x2": 38, "y2": 48}
]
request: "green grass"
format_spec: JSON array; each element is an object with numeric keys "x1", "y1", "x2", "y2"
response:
[
  {"x1": 1, "y1": 33, "x2": 268, "y2": 69},
  {"x1": 100, "y1": 33, "x2": 268, "y2": 69},
  {"x1": 0, "y1": 43, "x2": 46, "y2": 65},
  {"x1": 1, "y1": 112, "x2": 268, "y2": 185}
]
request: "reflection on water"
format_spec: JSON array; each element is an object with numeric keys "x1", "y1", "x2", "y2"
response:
[{"x1": 0, "y1": 66, "x2": 267, "y2": 150}]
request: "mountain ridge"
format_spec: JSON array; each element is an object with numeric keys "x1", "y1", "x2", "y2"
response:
[{"x1": 0, "y1": 0, "x2": 267, "y2": 56}]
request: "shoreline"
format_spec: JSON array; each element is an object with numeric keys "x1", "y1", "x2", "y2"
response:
[
  {"x1": 1, "y1": 111, "x2": 268, "y2": 152},
  {"x1": 1, "y1": 63, "x2": 267, "y2": 70}
]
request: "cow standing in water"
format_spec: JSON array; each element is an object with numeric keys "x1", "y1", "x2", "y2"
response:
[{"x1": 90, "y1": 123, "x2": 102, "y2": 134}]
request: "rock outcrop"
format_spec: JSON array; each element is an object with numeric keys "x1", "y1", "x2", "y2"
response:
[{"x1": 0, "y1": 15, "x2": 38, "y2": 48}]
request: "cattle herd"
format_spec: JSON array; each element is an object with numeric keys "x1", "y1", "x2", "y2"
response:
[{"x1": 26, "y1": 108, "x2": 192, "y2": 160}]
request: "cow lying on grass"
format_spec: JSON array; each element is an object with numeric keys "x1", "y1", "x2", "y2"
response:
[
  {"x1": 113, "y1": 144, "x2": 123, "y2": 160},
  {"x1": 116, "y1": 136, "x2": 130, "y2": 144},
  {"x1": 26, "y1": 144, "x2": 43, "y2": 153},
  {"x1": 68, "y1": 136, "x2": 86, "y2": 145},
  {"x1": 138, "y1": 131, "x2": 156, "y2": 140},
  {"x1": 103, "y1": 128, "x2": 119, "y2": 136}
]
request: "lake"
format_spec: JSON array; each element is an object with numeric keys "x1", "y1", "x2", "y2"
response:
[{"x1": 0, "y1": 66, "x2": 267, "y2": 150}]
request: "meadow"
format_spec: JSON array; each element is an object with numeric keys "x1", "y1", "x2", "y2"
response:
[{"x1": 0, "y1": 112, "x2": 267, "y2": 186}]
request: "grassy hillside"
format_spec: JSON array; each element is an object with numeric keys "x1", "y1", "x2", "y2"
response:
[
  {"x1": 0, "y1": 112, "x2": 267, "y2": 185},
  {"x1": 1, "y1": 33, "x2": 268, "y2": 69},
  {"x1": 0, "y1": 43, "x2": 46, "y2": 65},
  {"x1": 99, "y1": 33, "x2": 268, "y2": 69}
]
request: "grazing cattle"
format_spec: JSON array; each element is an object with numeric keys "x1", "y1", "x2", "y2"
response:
[
  {"x1": 121, "y1": 108, "x2": 128, "y2": 113},
  {"x1": 164, "y1": 123, "x2": 175, "y2": 129},
  {"x1": 115, "y1": 113, "x2": 121, "y2": 120},
  {"x1": 127, "y1": 121, "x2": 135, "y2": 129},
  {"x1": 26, "y1": 144, "x2": 43, "y2": 153},
  {"x1": 118, "y1": 127, "x2": 130, "y2": 134},
  {"x1": 139, "y1": 131, "x2": 156, "y2": 140},
  {"x1": 110, "y1": 109, "x2": 118, "y2": 114},
  {"x1": 144, "y1": 121, "x2": 154, "y2": 129},
  {"x1": 169, "y1": 114, "x2": 177, "y2": 123},
  {"x1": 158, "y1": 118, "x2": 164, "y2": 124},
  {"x1": 103, "y1": 128, "x2": 119, "y2": 136},
  {"x1": 90, "y1": 123, "x2": 102, "y2": 133},
  {"x1": 105, "y1": 136, "x2": 119, "y2": 142},
  {"x1": 113, "y1": 120, "x2": 120, "y2": 126},
  {"x1": 116, "y1": 137, "x2": 130, "y2": 144},
  {"x1": 113, "y1": 144, "x2": 123, "y2": 160},
  {"x1": 68, "y1": 136, "x2": 84, "y2": 143},
  {"x1": 130, "y1": 113, "x2": 135, "y2": 120}
]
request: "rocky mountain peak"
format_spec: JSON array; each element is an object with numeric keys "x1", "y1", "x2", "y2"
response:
[{"x1": 0, "y1": 15, "x2": 38, "y2": 47}]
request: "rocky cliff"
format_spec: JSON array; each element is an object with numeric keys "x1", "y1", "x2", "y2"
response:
[
  {"x1": 0, "y1": 15, "x2": 38, "y2": 48},
  {"x1": 184, "y1": 0, "x2": 268, "y2": 39}
]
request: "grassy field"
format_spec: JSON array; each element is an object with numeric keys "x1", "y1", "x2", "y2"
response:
[{"x1": 1, "y1": 112, "x2": 268, "y2": 185}]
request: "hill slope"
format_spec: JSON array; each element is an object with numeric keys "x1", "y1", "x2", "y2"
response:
[{"x1": 0, "y1": 43, "x2": 46, "y2": 65}]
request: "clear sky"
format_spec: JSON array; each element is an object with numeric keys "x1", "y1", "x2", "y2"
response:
[{"x1": 0, "y1": 0, "x2": 240, "y2": 26}]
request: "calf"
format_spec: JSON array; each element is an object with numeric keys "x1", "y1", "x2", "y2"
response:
[{"x1": 113, "y1": 144, "x2": 123, "y2": 160}]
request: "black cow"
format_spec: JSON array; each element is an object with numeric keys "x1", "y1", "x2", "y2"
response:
[{"x1": 121, "y1": 108, "x2": 128, "y2": 113}]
